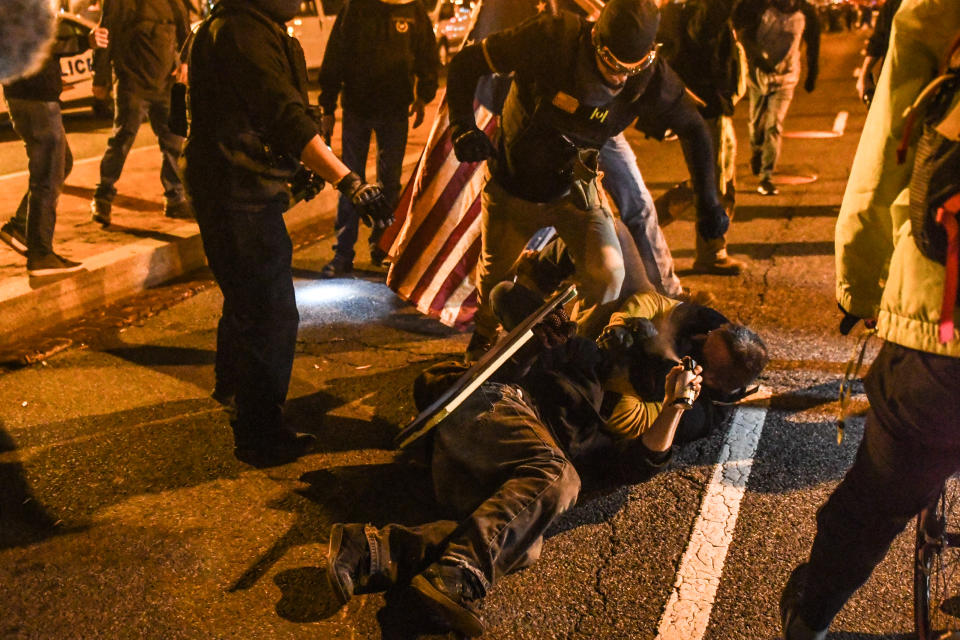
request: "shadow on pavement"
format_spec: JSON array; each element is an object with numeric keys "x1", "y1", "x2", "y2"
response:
[
  {"x1": 61, "y1": 183, "x2": 161, "y2": 213},
  {"x1": 0, "y1": 423, "x2": 81, "y2": 549},
  {"x1": 237, "y1": 460, "x2": 457, "y2": 637},
  {"x1": 106, "y1": 344, "x2": 217, "y2": 366}
]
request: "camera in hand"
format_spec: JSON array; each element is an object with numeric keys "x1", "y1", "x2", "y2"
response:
[{"x1": 672, "y1": 356, "x2": 698, "y2": 410}]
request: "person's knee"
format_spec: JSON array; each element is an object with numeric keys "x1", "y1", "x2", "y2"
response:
[
  {"x1": 582, "y1": 250, "x2": 625, "y2": 305},
  {"x1": 547, "y1": 462, "x2": 581, "y2": 514}
]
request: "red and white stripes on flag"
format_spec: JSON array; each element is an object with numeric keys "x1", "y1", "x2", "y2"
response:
[{"x1": 383, "y1": 100, "x2": 497, "y2": 329}]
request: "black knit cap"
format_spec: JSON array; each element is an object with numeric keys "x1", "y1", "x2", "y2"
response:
[{"x1": 595, "y1": 0, "x2": 660, "y2": 64}]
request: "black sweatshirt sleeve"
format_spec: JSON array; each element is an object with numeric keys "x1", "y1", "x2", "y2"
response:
[
  {"x1": 634, "y1": 60, "x2": 721, "y2": 211},
  {"x1": 446, "y1": 43, "x2": 493, "y2": 128},
  {"x1": 801, "y1": 1, "x2": 821, "y2": 81},
  {"x1": 413, "y1": 1, "x2": 440, "y2": 105},
  {"x1": 317, "y1": 5, "x2": 347, "y2": 114}
]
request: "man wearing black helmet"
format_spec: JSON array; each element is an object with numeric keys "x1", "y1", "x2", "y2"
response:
[
  {"x1": 444, "y1": 0, "x2": 731, "y2": 361},
  {"x1": 184, "y1": 0, "x2": 391, "y2": 466}
]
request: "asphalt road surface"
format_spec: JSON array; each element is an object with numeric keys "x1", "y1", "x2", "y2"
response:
[{"x1": 0, "y1": 29, "x2": 917, "y2": 640}]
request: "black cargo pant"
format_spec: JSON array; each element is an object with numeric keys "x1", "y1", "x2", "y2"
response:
[
  {"x1": 192, "y1": 195, "x2": 300, "y2": 446},
  {"x1": 798, "y1": 341, "x2": 960, "y2": 630},
  {"x1": 361, "y1": 383, "x2": 582, "y2": 592}
]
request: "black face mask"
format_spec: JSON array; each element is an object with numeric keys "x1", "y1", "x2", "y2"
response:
[{"x1": 250, "y1": 0, "x2": 301, "y2": 22}]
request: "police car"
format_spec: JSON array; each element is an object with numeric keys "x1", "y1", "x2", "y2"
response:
[{"x1": 0, "y1": 12, "x2": 110, "y2": 118}]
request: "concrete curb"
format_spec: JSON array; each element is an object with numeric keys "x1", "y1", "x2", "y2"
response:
[{"x1": 0, "y1": 187, "x2": 341, "y2": 349}]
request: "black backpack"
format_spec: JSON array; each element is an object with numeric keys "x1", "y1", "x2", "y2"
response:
[{"x1": 899, "y1": 34, "x2": 960, "y2": 343}]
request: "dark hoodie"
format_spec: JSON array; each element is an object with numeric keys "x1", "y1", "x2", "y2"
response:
[
  {"x1": 93, "y1": 0, "x2": 190, "y2": 99},
  {"x1": 183, "y1": 0, "x2": 319, "y2": 210}
]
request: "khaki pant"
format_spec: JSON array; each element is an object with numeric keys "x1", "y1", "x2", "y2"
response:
[{"x1": 474, "y1": 171, "x2": 624, "y2": 338}]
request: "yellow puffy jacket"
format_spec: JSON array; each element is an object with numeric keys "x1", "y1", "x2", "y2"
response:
[{"x1": 835, "y1": 0, "x2": 960, "y2": 356}]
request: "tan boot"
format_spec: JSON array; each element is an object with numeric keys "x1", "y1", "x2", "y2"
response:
[{"x1": 693, "y1": 234, "x2": 745, "y2": 275}]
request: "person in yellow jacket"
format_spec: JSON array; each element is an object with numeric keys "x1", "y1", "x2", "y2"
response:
[{"x1": 780, "y1": 2, "x2": 960, "y2": 638}]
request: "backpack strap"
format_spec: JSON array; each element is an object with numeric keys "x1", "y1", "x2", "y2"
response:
[
  {"x1": 937, "y1": 192, "x2": 960, "y2": 343},
  {"x1": 898, "y1": 33, "x2": 960, "y2": 164}
]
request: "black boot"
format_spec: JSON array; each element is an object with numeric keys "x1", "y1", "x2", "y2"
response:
[
  {"x1": 410, "y1": 560, "x2": 487, "y2": 637},
  {"x1": 326, "y1": 523, "x2": 394, "y2": 605},
  {"x1": 780, "y1": 564, "x2": 827, "y2": 640}
]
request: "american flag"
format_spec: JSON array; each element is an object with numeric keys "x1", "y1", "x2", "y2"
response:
[{"x1": 381, "y1": 0, "x2": 603, "y2": 329}]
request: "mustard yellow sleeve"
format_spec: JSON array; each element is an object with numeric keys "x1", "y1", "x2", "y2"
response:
[
  {"x1": 603, "y1": 392, "x2": 663, "y2": 440},
  {"x1": 607, "y1": 291, "x2": 680, "y2": 329}
]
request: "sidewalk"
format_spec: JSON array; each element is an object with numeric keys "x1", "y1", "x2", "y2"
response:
[{"x1": 0, "y1": 102, "x2": 439, "y2": 352}]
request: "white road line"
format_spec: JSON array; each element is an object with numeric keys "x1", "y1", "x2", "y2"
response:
[
  {"x1": 0, "y1": 145, "x2": 156, "y2": 182},
  {"x1": 832, "y1": 111, "x2": 849, "y2": 136},
  {"x1": 654, "y1": 404, "x2": 769, "y2": 640}
]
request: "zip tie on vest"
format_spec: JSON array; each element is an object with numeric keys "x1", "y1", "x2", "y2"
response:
[{"x1": 837, "y1": 327, "x2": 876, "y2": 445}]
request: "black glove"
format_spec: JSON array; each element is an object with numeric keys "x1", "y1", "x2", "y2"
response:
[
  {"x1": 837, "y1": 303, "x2": 876, "y2": 335},
  {"x1": 598, "y1": 324, "x2": 634, "y2": 353},
  {"x1": 337, "y1": 172, "x2": 392, "y2": 228},
  {"x1": 804, "y1": 69, "x2": 818, "y2": 93},
  {"x1": 697, "y1": 202, "x2": 730, "y2": 239},
  {"x1": 450, "y1": 123, "x2": 496, "y2": 163},
  {"x1": 532, "y1": 307, "x2": 576, "y2": 350}
]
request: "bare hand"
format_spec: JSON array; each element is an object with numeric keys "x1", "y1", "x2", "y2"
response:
[
  {"x1": 89, "y1": 26, "x2": 109, "y2": 49},
  {"x1": 409, "y1": 99, "x2": 426, "y2": 129},
  {"x1": 174, "y1": 63, "x2": 188, "y2": 83},
  {"x1": 664, "y1": 362, "x2": 702, "y2": 408}
]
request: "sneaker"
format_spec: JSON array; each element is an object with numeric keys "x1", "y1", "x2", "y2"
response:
[
  {"x1": 91, "y1": 198, "x2": 111, "y2": 226},
  {"x1": 750, "y1": 150, "x2": 763, "y2": 176},
  {"x1": 163, "y1": 199, "x2": 194, "y2": 220},
  {"x1": 0, "y1": 221, "x2": 27, "y2": 254},
  {"x1": 410, "y1": 562, "x2": 486, "y2": 637},
  {"x1": 26, "y1": 252, "x2": 83, "y2": 276},
  {"x1": 780, "y1": 564, "x2": 827, "y2": 640},
  {"x1": 319, "y1": 256, "x2": 353, "y2": 279},
  {"x1": 757, "y1": 178, "x2": 780, "y2": 196},
  {"x1": 233, "y1": 428, "x2": 316, "y2": 467},
  {"x1": 326, "y1": 523, "x2": 373, "y2": 606},
  {"x1": 692, "y1": 254, "x2": 746, "y2": 276}
]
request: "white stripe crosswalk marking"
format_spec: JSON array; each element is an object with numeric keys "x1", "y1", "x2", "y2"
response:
[{"x1": 655, "y1": 404, "x2": 769, "y2": 640}]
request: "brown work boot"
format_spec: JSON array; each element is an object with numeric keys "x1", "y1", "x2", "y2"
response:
[
  {"x1": 693, "y1": 234, "x2": 745, "y2": 276},
  {"x1": 410, "y1": 561, "x2": 486, "y2": 637}
]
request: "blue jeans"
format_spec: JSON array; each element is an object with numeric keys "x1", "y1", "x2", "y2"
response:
[
  {"x1": 333, "y1": 109, "x2": 408, "y2": 262},
  {"x1": 798, "y1": 342, "x2": 960, "y2": 630},
  {"x1": 747, "y1": 77, "x2": 796, "y2": 181},
  {"x1": 95, "y1": 87, "x2": 185, "y2": 205},
  {"x1": 192, "y1": 195, "x2": 300, "y2": 445},
  {"x1": 7, "y1": 98, "x2": 73, "y2": 257},
  {"x1": 599, "y1": 134, "x2": 681, "y2": 297}
]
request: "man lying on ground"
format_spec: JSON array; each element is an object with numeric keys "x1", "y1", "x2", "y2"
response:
[{"x1": 323, "y1": 280, "x2": 767, "y2": 636}]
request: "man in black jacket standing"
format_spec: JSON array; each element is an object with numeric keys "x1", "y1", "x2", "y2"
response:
[
  {"x1": 184, "y1": 0, "x2": 390, "y2": 466},
  {"x1": 90, "y1": 0, "x2": 192, "y2": 224},
  {"x1": 317, "y1": 0, "x2": 439, "y2": 277},
  {"x1": 445, "y1": 0, "x2": 730, "y2": 360}
]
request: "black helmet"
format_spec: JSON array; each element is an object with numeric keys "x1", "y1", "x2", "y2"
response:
[{"x1": 593, "y1": 0, "x2": 660, "y2": 74}]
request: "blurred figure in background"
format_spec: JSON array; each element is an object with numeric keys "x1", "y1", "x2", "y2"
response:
[
  {"x1": 0, "y1": 19, "x2": 108, "y2": 275},
  {"x1": 89, "y1": 0, "x2": 192, "y2": 225},
  {"x1": 317, "y1": 0, "x2": 439, "y2": 277},
  {"x1": 734, "y1": 0, "x2": 820, "y2": 196}
]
